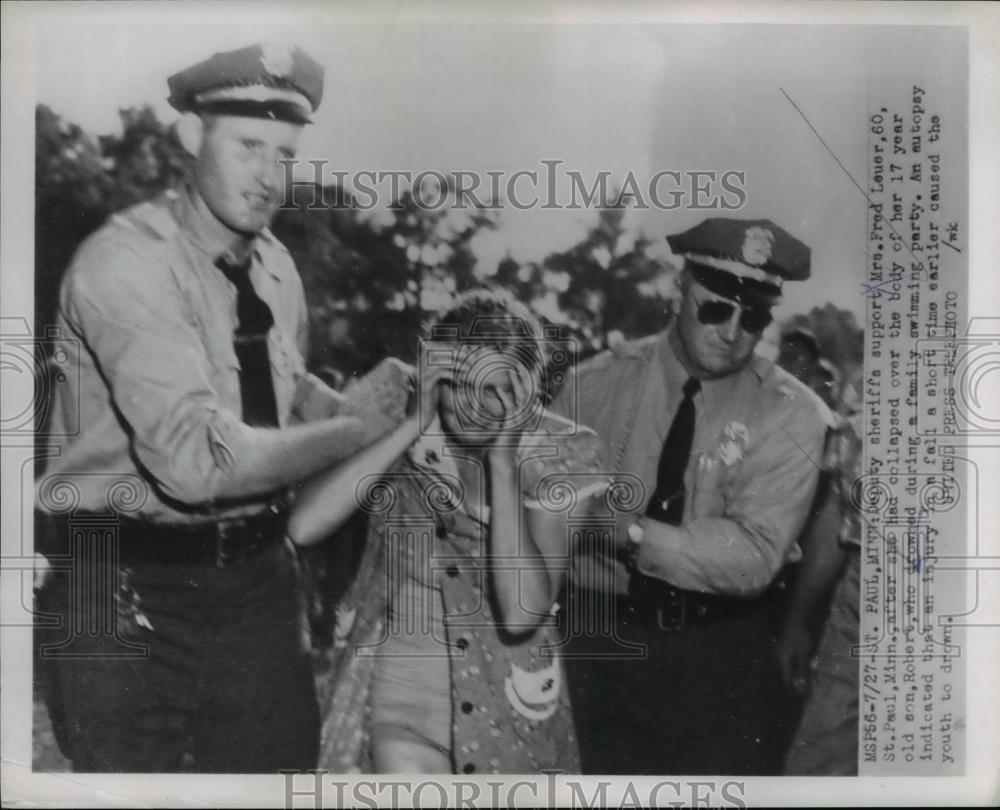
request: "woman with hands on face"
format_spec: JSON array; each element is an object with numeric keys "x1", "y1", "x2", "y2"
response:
[{"x1": 294, "y1": 287, "x2": 606, "y2": 775}]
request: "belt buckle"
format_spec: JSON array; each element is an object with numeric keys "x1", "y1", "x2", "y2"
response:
[
  {"x1": 215, "y1": 519, "x2": 243, "y2": 567},
  {"x1": 655, "y1": 589, "x2": 686, "y2": 632}
]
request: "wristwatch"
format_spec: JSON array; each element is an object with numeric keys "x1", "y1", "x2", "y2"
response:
[{"x1": 624, "y1": 521, "x2": 644, "y2": 572}]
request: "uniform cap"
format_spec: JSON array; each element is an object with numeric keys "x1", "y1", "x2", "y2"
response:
[
  {"x1": 667, "y1": 218, "x2": 810, "y2": 308},
  {"x1": 167, "y1": 40, "x2": 324, "y2": 124}
]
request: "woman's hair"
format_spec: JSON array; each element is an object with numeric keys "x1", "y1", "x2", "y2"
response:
[{"x1": 427, "y1": 286, "x2": 545, "y2": 373}]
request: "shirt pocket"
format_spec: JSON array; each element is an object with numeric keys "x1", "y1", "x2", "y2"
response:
[
  {"x1": 267, "y1": 327, "x2": 304, "y2": 425},
  {"x1": 206, "y1": 332, "x2": 243, "y2": 410},
  {"x1": 690, "y1": 450, "x2": 729, "y2": 519}
]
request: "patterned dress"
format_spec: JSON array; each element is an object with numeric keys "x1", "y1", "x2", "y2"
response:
[{"x1": 318, "y1": 411, "x2": 605, "y2": 774}]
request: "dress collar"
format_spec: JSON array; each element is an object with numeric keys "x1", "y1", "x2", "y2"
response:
[{"x1": 407, "y1": 418, "x2": 490, "y2": 525}]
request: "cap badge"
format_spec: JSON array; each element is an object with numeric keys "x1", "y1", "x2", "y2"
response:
[
  {"x1": 741, "y1": 227, "x2": 774, "y2": 266},
  {"x1": 260, "y1": 40, "x2": 295, "y2": 78}
]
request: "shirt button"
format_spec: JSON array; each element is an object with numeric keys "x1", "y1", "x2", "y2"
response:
[
  {"x1": 446, "y1": 565, "x2": 459, "y2": 578},
  {"x1": 462, "y1": 763, "x2": 476, "y2": 773},
  {"x1": 456, "y1": 637, "x2": 469, "y2": 651},
  {"x1": 461, "y1": 701, "x2": 474, "y2": 714}
]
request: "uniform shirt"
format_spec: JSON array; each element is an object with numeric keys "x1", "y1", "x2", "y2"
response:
[
  {"x1": 551, "y1": 325, "x2": 832, "y2": 598},
  {"x1": 37, "y1": 187, "x2": 342, "y2": 521}
]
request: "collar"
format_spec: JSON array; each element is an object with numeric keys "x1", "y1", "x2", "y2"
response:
[
  {"x1": 173, "y1": 186, "x2": 283, "y2": 282},
  {"x1": 408, "y1": 417, "x2": 457, "y2": 477},
  {"x1": 407, "y1": 418, "x2": 490, "y2": 525},
  {"x1": 656, "y1": 327, "x2": 691, "y2": 402}
]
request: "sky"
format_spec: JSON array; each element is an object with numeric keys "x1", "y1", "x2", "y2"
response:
[{"x1": 35, "y1": 20, "x2": 966, "y2": 323}]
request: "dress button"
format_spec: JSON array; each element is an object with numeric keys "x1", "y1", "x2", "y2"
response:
[
  {"x1": 456, "y1": 637, "x2": 469, "y2": 650},
  {"x1": 446, "y1": 565, "x2": 459, "y2": 578},
  {"x1": 461, "y1": 701, "x2": 474, "y2": 714},
  {"x1": 463, "y1": 763, "x2": 476, "y2": 774}
]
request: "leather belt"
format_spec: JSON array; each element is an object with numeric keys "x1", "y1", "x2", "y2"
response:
[
  {"x1": 636, "y1": 584, "x2": 756, "y2": 631},
  {"x1": 42, "y1": 504, "x2": 290, "y2": 568},
  {"x1": 572, "y1": 580, "x2": 763, "y2": 632},
  {"x1": 118, "y1": 506, "x2": 289, "y2": 567}
]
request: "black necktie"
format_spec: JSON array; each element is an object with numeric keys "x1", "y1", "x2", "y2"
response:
[
  {"x1": 646, "y1": 376, "x2": 700, "y2": 525},
  {"x1": 216, "y1": 256, "x2": 279, "y2": 428}
]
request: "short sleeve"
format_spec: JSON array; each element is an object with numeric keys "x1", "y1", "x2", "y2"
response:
[{"x1": 517, "y1": 417, "x2": 608, "y2": 510}]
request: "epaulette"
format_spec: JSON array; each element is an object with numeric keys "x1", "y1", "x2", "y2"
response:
[
  {"x1": 535, "y1": 408, "x2": 592, "y2": 437},
  {"x1": 609, "y1": 332, "x2": 659, "y2": 360},
  {"x1": 753, "y1": 354, "x2": 836, "y2": 427},
  {"x1": 109, "y1": 191, "x2": 180, "y2": 243},
  {"x1": 571, "y1": 334, "x2": 657, "y2": 385},
  {"x1": 259, "y1": 227, "x2": 291, "y2": 255}
]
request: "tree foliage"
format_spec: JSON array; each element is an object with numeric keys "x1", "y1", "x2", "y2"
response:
[{"x1": 35, "y1": 104, "x2": 188, "y2": 330}]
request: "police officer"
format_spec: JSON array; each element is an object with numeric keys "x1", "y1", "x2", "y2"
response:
[
  {"x1": 35, "y1": 42, "x2": 408, "y2": 772},
  {"x1": 552, "y1": 218, "x2": 832, "y2": 775}
]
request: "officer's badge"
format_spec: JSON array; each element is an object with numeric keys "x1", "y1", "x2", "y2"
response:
[
  {"x1": 717, "y1": 421, "x2": 750, "y2": 466},
  {"x1": 741, "y1": 227, "x2": 775, "y2": 266},
  {"x1": 260, "y1": 40, "x2": 295, "y2": 78}
]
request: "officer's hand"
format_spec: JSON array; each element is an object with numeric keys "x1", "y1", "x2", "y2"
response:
[
  {"x1": 341, "y1": 357, "x2": 414, "y2": 429},
  {"x1": 411, "y1": 362, "x2": 452, "y2": 432},
  {"x1": 370, "y1": 357, "x2": 415, "y2": 423},
  {"x1": 776, "y1": 617, "x2": 816, "y2": 695}
]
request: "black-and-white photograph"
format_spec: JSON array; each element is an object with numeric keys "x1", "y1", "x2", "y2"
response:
[{"x1": 2, "y1": 2, "x2": 997, "y2": 807}]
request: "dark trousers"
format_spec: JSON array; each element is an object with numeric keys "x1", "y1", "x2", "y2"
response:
[
  {"x1": 36, "y1": 535, "x2": 319, "y2": 773},
  {"x1": 564, "y1": 591, "x2": 787, "y2": 775}
]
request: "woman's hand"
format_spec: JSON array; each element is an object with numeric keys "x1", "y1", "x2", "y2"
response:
[
  {"x1": 488, "y1": 361, "x2": 538, "y2": 467},
  {"x1": 340, "y1": 357, "x2": 413, "y2": 428}
]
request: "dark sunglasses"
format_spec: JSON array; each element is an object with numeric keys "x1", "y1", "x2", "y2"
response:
[{"x1": 695, "y1": 296, "x2": 773, "y2": 334}]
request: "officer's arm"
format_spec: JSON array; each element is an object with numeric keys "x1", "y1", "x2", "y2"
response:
[
  {"x1": 633, "y1": 399, "x2": 827, "y2": 597},
  {"x1": 291, "y1": 372, "x2": 346, "y2": 421},
  {"x1": 776, "y1": 472, "x2": 850, "y2": 678},
  {"x1": 63, "y1": 238, "x2": 397, "y2": 505},
  {"x1": 781, "y1": 456, "x2": 852, "y2": 626}
]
